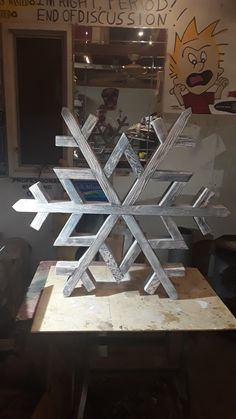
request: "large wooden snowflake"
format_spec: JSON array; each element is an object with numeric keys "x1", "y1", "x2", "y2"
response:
[{"x1": 13, "y1": 107, "x2": 228, "y2": 299}]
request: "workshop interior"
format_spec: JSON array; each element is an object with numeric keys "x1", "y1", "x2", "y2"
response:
[{"x1": 0, "y1": 1, "x2": 236, "y2": 418}]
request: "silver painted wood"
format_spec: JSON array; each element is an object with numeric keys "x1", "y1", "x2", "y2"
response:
[
  {"x1": 56, "y1": 135, "x2": 75, "y2": 147},
  {"x1": 29, "y1": 182, "x2": 51, "y2": 230},
  {"x1": 54, "y1": 235, "x2": 96, "y2": 247},
  {"x1": 123, "y1": 108, "x2": 192, "y2": 206},
  {"x1": 55, "y1": 113, "x2": 98, "y2": 147},
  {"x1": 151, "y1": 170, "x2": 192, "y2": 182},
  {"x1": 119, "y1": 240, "x2": 142, "y2": 275},
  {"x1": 63, "y1": 215, "x2": 118, "y2": 296},
  {"x1": 59, "y1": 111, "x2": 125, "y2": 281},
  {"x1": 116, "y1": 110, "x2": 192, "y2": 296},
  {"x1": 61, "y1": 108, "x2": 120, "y2": 205},
  {"x1": 120, "y1": 213, "x2": 187, "y2": 276},
  {"x1": 29, "y1": 182, "x2": 50, "y2": 202},
  {"x1": 164, "y1": 263, "x2": 185, "y2": 277},
  {"x1": 103, "y1": 133, "x2": 129, "y2": 178},
  {"x1": 13, "y1": 107, "x2": 229, "y2": 300},
  {"x1": 123, "y1": 215, "x2": 178, "y2": 299},
  {"x1": 159, "y1": 181, "x2": 187, "y2": 207},
  {"x1": 53, "y1": 201, "x2": 126, "y2": 285},
  {"x1": 148, "y1": 238, "x2": 186, "y2": 249},
  {"x1": 30, "y1": 213, "x2": 49, "y2": 231},
  {"x1": 13, "y1": 200, "x2": 229, "y2": 217},
  {"x1": 144, "y1": 272, "x2": 161, "y2": 294},
  {"x1": 80, "y1": 270, "x2": 96, "y2": 293},
  {"x1": 54, "y1": 214, "x2": 83, "y2": 246},
  {"x1": 60, "y1": 179, "x2": 84, "y2": 204},
  {"x1": 81, "y1": 114, "x2": 98, "y2": 139},
  {"x1": 124, "y1": 143, "x2": 144, "y2": 178},
  {"x1": 151, "y1": 116, "x2": 195, "y2": 148},
  {"x1": 54, "y1": 168, "x2": 95, "y2": 180},
  {"x1": 192, "y1": 187, "x2": 215, "y2": 207},
  {"x1": 151, "y1": 117, "x2": 168, "y2": 144},
  {"x1": 99, "y1": 243, "x2": 124, "y2": 282},
  {"x1": 161, "y1": 216, "x2": 186, "y2": 243},
  {"x1": 56, "y1": 261, "x2": 185, "y2": 278},
  {"x1": 192, "y1": 187, "x2": 216, "y2": 235}
]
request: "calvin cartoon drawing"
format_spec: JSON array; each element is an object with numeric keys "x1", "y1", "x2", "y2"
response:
[{"x1": 169, "y1": 18, "x2": 229, "y2": 114}]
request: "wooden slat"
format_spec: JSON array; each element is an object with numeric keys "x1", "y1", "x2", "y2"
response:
[
  {"x1": 148, "y1": 239, "x2": 187, "y2": 249},
  {"x1": 192, "y1": 187, "x2": 215, "y2": 208},
  {"x1": 54, "y1": 214, "x2": 123, "y2": 279},
  {"x1": 56, "y1": 261, "x2": 185, "y2": 277},
  {"x1": 144, "y1": 263, "x2": 186, "y2": 294},
  {"x1": 124, "y1": 143, "x2": 144, "y2": 178},
  {"x1": 194, "y1": 216, "x2": 212, "y2": 235},
  {"x1": 119, "y1": 240, "x2": 140, "y2": 275},
  {"x1": 103, "y1": 133, "x2": 129, "y2": 178},
  {"x1": 151, "y1": 170, "x2": 192, "y2": 182},
  {"x1": 56, "y1": 135, "x2": 75, "y2": 147},
  {"x1": 59, "y1": 179, "x2": 84, "y2": 204},
  {"x1": 159, "y1": 181, "x2": 187, "y2": 206},
  {"x1": 28, "y1": 182, "x2": 50, "y2": 229},
  {"x1": 100, "y1": 243, "x2": 124, "y2": 282},
  {"x1": 29, "y1": 182, "x2": 50, "y2": 202},
  {"x1": 120, "y1": 236, "x2": 186, "y2": 276},
  {"x1": 54, "y1": 235, "x2": 96, "y2": 247},
  {"x1": 61, "y1": 110, "x2": 124, "y2": 279},
  {"x1": 80, "y1": 270, "x2": 96, "y2": 292},
  {"x1": 53, "y1": 167, "x2": 95, "y2": 180},
  {"x1": 81, "y1": 114, "x2": 98, "y2": 139},
  {"x1": 120, "y1": 213, "x2": 187, "y2": 274},
  {"x1": 63, "y1": 215, "x2": 118, "y2": 296},
  {"x1": 164, "y1": 263, "x2": 185, "y2": 277},
  {"x1": 151, "y1": 117, "x2": 168, "y2": 144},
  {"x1": 123, "y1": 108, "x2": 192, "y2": 206},
  {"x1": 144, "y1": 272, "x2": 161, "y2": 294},
  {"x1": 61, "y1": 107, "x2": 120, "y2": 205},
  {"x1": 58, "y1": 109, "x2": 125, "y2": 290},
  {"x1": 54, "y1": 214, "x2": 83, "y2": 246},
  {"x1": 13, "y1": 200, "x2": 229, "y2": 217},
  {"x1": 74, "y1": 42, "x2": 166, "y2": 58},
  {"x1": 192, "y1": 187, "x2": 216, "y2": 235},
  {"x1": 151, "y1": 118, "x2": 195, "y2": 147},
  {"x1": 56, "y1": 114, "x2": 97, "y2": 147},
  {"x1": 30, "y1": 213, "x2": 49, "y2": 231},
  {"x1": 123, "y1": 215, "x2": 178, "y2": 299},
  {"x1": 161, "y1": 216, "x2": 184, "y2": 241}
]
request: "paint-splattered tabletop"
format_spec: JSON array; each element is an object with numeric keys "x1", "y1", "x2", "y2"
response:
[{"x1": 29, "y1": 262, "x2": 236, "y2": 333}]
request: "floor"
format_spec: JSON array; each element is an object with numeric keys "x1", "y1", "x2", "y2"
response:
[{"x1": 0, "y1": 329, "x2": 235, "y2": 419}]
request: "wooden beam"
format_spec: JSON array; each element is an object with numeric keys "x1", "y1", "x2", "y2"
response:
[
  {"x1": 74, "y1": 42, "x2": 166, "y2": 57},
  {"x1": 13, "y1": 200, "x2": 229, "y2": 217}
]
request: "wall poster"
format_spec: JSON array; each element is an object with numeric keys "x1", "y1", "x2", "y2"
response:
[
  {"x1": 0, "y1": 0, "x2": 235, "y2": 114},
  {"x1": 165, "y1": 1, "x2": 236, "y2": 114}
]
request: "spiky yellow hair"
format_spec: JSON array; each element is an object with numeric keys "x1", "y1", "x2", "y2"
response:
[{"x1": 169, "y1": 18, "x2": 226, "y2": 77}]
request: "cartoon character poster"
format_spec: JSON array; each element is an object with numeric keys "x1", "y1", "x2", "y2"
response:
[{"x1": 164, "y1": 1, "x2": 236, "y2": 115}]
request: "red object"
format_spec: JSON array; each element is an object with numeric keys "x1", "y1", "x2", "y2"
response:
[
  {"x1": 183, "y1": 91, "x2": 214, "y2": 114},
  {"x1": 228, "y1": 91, "x2": 236, "y2": 98}
]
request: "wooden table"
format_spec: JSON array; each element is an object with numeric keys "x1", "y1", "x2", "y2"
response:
[
  {"x1": 26, "y1": 262, "x2": 236, "y2": 333},
  {"x1": 19, "y1": 262, "x2": 236, "y2": 419}
]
